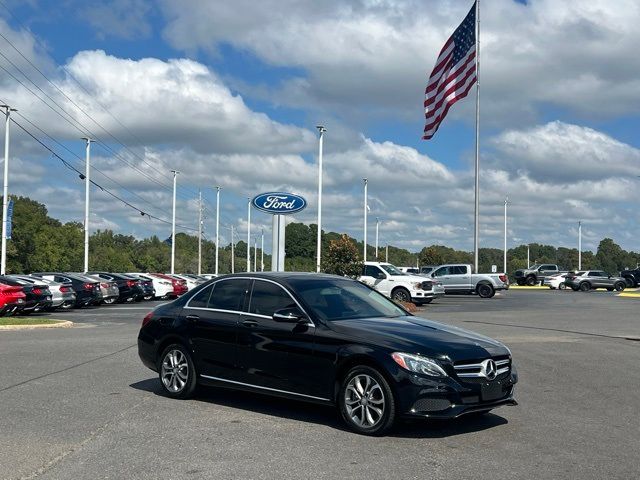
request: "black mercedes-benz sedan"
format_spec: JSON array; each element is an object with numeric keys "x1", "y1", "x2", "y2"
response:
[{"x1": 138, "y1": 273, "x2": 518, "y2": 435}]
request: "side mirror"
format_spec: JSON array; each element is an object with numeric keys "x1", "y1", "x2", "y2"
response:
[
  {"x1": 376, "y1": 272, "x2": 386, "y2": 280},
  {"x1": 273, "y1": 307, "x2": 307, "y2": 324}
]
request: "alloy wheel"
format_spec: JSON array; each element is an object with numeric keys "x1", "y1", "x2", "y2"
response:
[
  {"x1": 344, "y1": 374, "x2": 385, "y2": 428},
  {"x1": 161, "y1": 349, "x2": 189, "y2": 393}
]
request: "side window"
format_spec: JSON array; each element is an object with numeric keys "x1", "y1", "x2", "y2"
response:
[
  {"x1": 451, "y1": 266, "x2": 467, "y2": 275},
  {"x1": 208, "y1": 279, "x2": 250, "y2": 312},
  {"x1": 188, "y1": 285, "x2": 214, "y2": 308},
  {"x1": 541, "y1": 265, "x2": 555, "y2": 271},
  {"x1": 588, "y1": 272, "x2": 600, "y2": 277},
  {"x1": 249, "y1": 280, "x2": 297, "y2": 317},
  {"x1": 432, "y1": 267, "x2": 448, "y2": 277},
  {"x1": 364, "y1": 266, "x2": 383, "y2": 277}
]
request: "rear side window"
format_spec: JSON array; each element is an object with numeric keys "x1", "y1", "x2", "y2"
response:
[
  {"x1": 249, "y1": 280, "x2": 297, "y2": 317},
  {"x1": 208, "y1": 279, "x2": 250, "y2": 312},
  {"x1": 188, "y1": 285, "x2": 214, "y2": 308},
  {"x1": 450, "y1": 266, "x2": 467, "y2": 275}
]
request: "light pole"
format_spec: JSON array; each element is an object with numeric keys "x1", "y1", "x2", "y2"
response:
[
  {"x1": 503, "y1": 196, "x2": 508, "y2": 274},
  {"x1": 215, "y1": 186, "x2": 220, "y2": 275},
  {"x1": 197, "y1": 190, "x2": 202, "y2": 275},
  {"x1": 170, "y1": 170, "x2": 179, "y2": 274},
  {"x1": 375, "y1": 217, "x2": 379, "y2": 259},
  {"x1": 385, "y1": 244, "x2": 389, "y2": 263},
  {"x1": 81, "y1": 137, "x2": 93, "y2": 273},
  {"x1": 254, "y1": 237, "x2": 257, "y2": 272},
  {"x1": 231, "y1": 225, "x2": 235, "y2": 274},
  {"x1": 1, "y1": 105, "x2": 16, "y2": 275},
  {"x1": 527, "y1": 244, "x2": 530, "y2": 268},
  {"x1": 363, "y1": 178, "x2": 368, "y2": 262},
  {"x1": 578, "y1": 221, "x2": 582, "y2": 270},
  {"x1": 316, "y1": 125, "x2": 325, "y2": 272},
  {"x1": 261, "y1": 229, "x2": 264, "y2": 272},
  {"x1": 247, "y1": 197, "x2": 251, "y2": 272}
]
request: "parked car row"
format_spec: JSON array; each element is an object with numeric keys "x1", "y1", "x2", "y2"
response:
[
  {"x1": 543, "y1": 271, "x2": 628, "y2": 292},
  {"x1": 0, "y1": 272, "x2": 216, "y2": 316}
]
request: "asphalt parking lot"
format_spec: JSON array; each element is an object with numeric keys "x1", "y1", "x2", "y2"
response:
[{"x1": 1, "y1": 290, "x2": 639, "y2": 480}]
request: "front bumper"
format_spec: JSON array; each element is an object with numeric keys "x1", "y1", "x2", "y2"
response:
[{"x1": 395, "y1": 365, "x2": 518, "y2": 419}]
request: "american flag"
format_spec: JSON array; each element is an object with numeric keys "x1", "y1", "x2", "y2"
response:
[{"x1": 423, "y1": 2, "x2": 477, "y2": 140}]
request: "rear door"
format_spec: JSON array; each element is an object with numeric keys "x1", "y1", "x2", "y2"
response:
[
  {"x1": 449, "y1": 265, "x2": 471, "y2": 290},
  {"x1": 186, "y1": 278, "x2": 250, "y2": 381},
  {"x1": 588, "y1": 271, "x2": 607, "y2": 288},
  {"x1": 238, "y1": 279, "x2": 319, "y2": 396}
]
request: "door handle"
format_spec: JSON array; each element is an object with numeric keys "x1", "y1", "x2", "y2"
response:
[
  {"x1": 242, "y1": 319, "x2": 259, "y2": 327},
  {"x1": 185, "y1": 315, "x2": 200, "y2": 322}
]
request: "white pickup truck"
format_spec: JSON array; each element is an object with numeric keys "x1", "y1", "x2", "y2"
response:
[
  {"x1": 429, "y1": 264, "x2": 509, "y2": 298},
  {"x1": 358, "y1": 262, "x2": 445, "y2": 305}
]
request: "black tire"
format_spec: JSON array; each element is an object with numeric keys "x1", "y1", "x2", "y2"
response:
[
  {"x1": 158, "y1": 344, "x2": 197, "y2": 399},
  {"x1": 516, "y1": 279, "x2": 525, "y2": 286},
  {"x1": 579, "y1": 282, "x2": 591, "y2": 292},
  {"x1": 525, "y1": 276, "x2": 537, "y2": 287},
  {"x1": 60, "y1": 302, "x2": 74, "y2": 310},
  {"x1": 571, "y1": 286, "x2": 579, "y2": 292},
  {"x1": 103, "y1": 297, "x2": 116, "y2": 305},
  {"x1": 338, "y1": 365, "x2": 396, "y2": 436},
  {"x1": 391, "y1": 288, "x2": 411, "y2": 303},
  {"x1": 143, "y1": 295, "x2": 153, "y2": 301},
  {"x1": 477, "y1": 283, "x2": 494, "y2": 298},
  {"x1": 558, "y1": 283, "x2": 567, "y2": 290},
  {"x1": 614, "y1": 282, "x2": 626, "y2": 292}
]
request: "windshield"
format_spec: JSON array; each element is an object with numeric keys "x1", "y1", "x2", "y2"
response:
[
  {"x1": 291, "y1": 278, "x2": 407, "y2": 322},
  {"x1": 379, "y1": 264, "x2": 406, "y2": 276},
  {"x1": 529, "y1": 264, "x2": 540, "y2": 269}
]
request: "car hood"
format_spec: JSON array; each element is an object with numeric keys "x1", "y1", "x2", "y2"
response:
[{"x1": 330, "y1": 315, "x2": 509, "y2": 362}]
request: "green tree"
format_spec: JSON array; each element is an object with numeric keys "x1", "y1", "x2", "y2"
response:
[{"x1": 322, "y1": 235, "x2": 362, "y2": 277}]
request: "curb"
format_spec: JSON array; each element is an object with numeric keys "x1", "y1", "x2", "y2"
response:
[
  {"x1": 509, "y1": 286, "x2": 548, "y2": 290},
  {"x1": 0, "y1": 320, "x2": 74, "y2": 331},
  {"x1": 618, "y1": 292, "x2": 640, "y2": 298}
]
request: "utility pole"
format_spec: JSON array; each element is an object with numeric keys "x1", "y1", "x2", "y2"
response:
[
  {"x1": 215, "y1": 186, "x2": 220, "y2": 275},
  {"x1": 503, "y1": 196, "x2": 508, "y2": 274},
  {"x1": 197, "y1": 190, "x2": 202, "y2": 275},
  {"x1": 254, "y1": 237, "x2": 257, "y2": 272},
  {"x1": 170, "y1": 170, "x2": 179, "y2": 274},
  {"x1": 385, "y1": 245, "x2": 389, "y2": 263},
  {"x1": 375, "y1": 217, "x2": 379, "y2": 259},
  {"x1": 316, "y1": 125, "x2": 326, "y2": 272},
  {"x1": 527, "y1": 245, "x2": 530, "y2": 268},
  {"x1": 231, "y1": 225, "x2": 235, "y2": 274},
  {"x1": 81, "y1": 136, "x2": 93, "y2": 273},
  {"x1": 578, "y1": 221, "x2": 582, "y2": 270},
  {"x1": 363, "y1": 178, "x2": 368, "y2": 262},
  {"x1": 1, "y1": 105, "x2": 16, "y2": 275},
  {"x1": 261, "y1": 229, "x2": 264, "y2": 272},
  {"x1": 247, "y1": 197, "x2": 251, "y2": 272}
]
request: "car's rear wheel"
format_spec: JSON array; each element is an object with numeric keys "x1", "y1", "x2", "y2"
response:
[
  {"x1": 103, "y1": 297, "x2": 116, "y2": 305},
  {"x1": 579, "y1": 282, "x2": 591, "y2": 292},
  {"x1": 558, "y1": 283, "x2": 567, "y2": 290},
  {"x1": 614, "y1": 282, "x2": 626, "y2": 292},
  {"x1": 477, "y1": 283, "x2": 494, "y2": 298},
  {"x1": 525, "y1": 276, "x2": 536, "y2": 286},
  {"x1": 158, "y1": 344, "x2": 197, "y2": 399},
  {"x1": 339, "y1": 366, "x2": 395, "y2": 436},
  {"x1": 516, "y1": 279, "x2": 525, "y2": 286},
  {"x1": 391, "y1": 287, "x2": 411, "y2": 303}
]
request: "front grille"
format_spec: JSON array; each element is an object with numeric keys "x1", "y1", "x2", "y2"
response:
[
  {"x1": 412, "y1": 398, "x2": 451, "y2": 412},
  {"x1": 420, "y1": 281, "x2": 433, "y2": 290},
  {"x1": 514, "y1": 270, "x2": 524, "y2": 277},
  {"x1": 453, "y1": 356, "x2": 511, "y2": 380}
]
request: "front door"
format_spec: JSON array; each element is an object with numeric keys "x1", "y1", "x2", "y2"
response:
[
  {"x1": 237, "y1": 279, "x2": 318, "y2": 396},
  {"x1": 186, "y1": 278, "x2": 250, "y2": 381}
]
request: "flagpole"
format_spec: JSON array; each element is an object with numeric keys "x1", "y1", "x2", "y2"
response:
[{"x1": 473, "y1": 0, "x2": 480, "y2": 273}]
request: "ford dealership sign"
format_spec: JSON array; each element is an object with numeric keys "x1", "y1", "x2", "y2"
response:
[{"x1": 252, "y1": 192, "x2": 307, "y2": 215}]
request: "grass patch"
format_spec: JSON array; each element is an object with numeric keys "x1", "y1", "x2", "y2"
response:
[{"x1": 0, "y1": 317, "x2": 66, "y2": 326}]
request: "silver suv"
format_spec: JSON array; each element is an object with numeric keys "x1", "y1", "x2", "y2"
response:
[{"x1": 565, "y1": 270, "x2": 626, "y2": 292}]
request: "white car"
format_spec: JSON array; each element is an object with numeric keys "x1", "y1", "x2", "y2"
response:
[
  {"x1": 358, "y1": 262, "x2": 445, "y2": 304},
  {"x1": 398, "y1": 267, "x2": 420, "y2": 275},
  {"x1": 543, "y1": 273, "x2": 568, "y2": 290},
  {"x1": 127, "y1": 273, "x2": 174, "y2": 299}
]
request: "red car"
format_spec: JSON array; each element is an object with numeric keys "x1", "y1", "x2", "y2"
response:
[
  {"x1": 0, "y1": 282, "x2": 27, "y2": 316},
  {"x1": 150, "y1": 273, "x2": 188, "y2": 297}
]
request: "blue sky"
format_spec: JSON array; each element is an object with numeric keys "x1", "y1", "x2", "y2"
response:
[{"x1": 1, "y1": 0, "x2": 639, "y2": 255}]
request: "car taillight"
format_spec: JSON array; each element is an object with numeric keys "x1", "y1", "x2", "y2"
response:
[
  {"x1": 60, "y1": 286, "x2": 70, "y2": 293},
  {"x1": 499, "y1": 274, "x2": 507, "y2": 282},
  {"x1": 127, "y1": 280, "x2": 136, "y2": 287},
  {"x1": 83, "y1": 283, "x2": 94, "y2": 290},
  {"x1": 33, "y1": 287, "x2": 42, "y2": 294},
  {"x1": 142, "y1": 312, "x2": 153, "y2": 328}
]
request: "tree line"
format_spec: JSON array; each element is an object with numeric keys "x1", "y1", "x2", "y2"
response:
[{"x1": 5, "y1": 196, "x2": 639, "y2": 275}]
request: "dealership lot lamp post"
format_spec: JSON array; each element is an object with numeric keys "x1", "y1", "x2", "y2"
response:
[
  {"x1": 198, "y1": 190, "x2": 202, "y2": 275},
  {"x1": 316, "y1": 125, "x2": 325, "y2": 272},
  {"x1": 261, "y1": 229, "x2": 264, "y2": 272},
  {"x1": 170, "y1": 170, "x2": 179, "y2": 274},
  {"x1": 215, "y1": 186, "x2": 220, "y2": 275},
  {"x1": 375, "y1": 217, "x2": 379, "y2": 259},
  {"x1": 247, "y1": 197, "x2": 251, "y2": 272},
  {"x1": 503, "y1": 196, "x2": 508, "y2": 274},
  {"x1": 231, "y1": 225, "x2": 235, "y2": 274},
  {"x1": 81, "y1": 137, "x2": 93, "y2": 273},
  {"x1": 1, "y1": 105, "x2": 16, "y2": 275},
  {"x1": 363, "y1": 178, "x2": 368, "y2": 262},
  {"x1": 578, "y1": 221, "x2": 582, "y2": 270}
]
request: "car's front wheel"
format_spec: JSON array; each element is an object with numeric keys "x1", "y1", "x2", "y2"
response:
[
  {"x1": 614, "y1": 282, "x2": 626, "y2": 292},
  {"x1": 579, "y1": 282, "x2": 591, "y2": 292},
  {"x1": 558, "y1": 283, "x2": 567, "y2": 290},
  {"x1": 158, "y1": 344, "x2": 197, "y2": 399},
  {"x1": 339, "y1": 366, "x2": 395, "y2": 436},
  {"x1": 391, "y1": 288, "x2": 411, "y2": 303}
]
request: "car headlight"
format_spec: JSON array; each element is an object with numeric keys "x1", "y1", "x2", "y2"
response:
[{"x1": 391, "y1": 352, "x2": 448, "y2": 377}]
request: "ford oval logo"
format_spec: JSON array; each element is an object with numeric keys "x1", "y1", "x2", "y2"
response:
[{"x1": 252, "y1": 192, "x2": 307, "y2": 215}]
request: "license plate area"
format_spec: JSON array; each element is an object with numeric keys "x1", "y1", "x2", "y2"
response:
[{"x1": 481, "y1": 381, "x2": 504, "y2": 401}]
